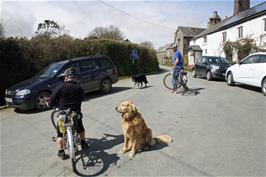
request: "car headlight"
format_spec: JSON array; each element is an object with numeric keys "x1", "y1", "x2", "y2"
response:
[
  {"x1": 16, "y1": 89, "x2": 31, "y2": 96},
  {"x1": 212, "y1": 65, "x2": 219, "y2": 70}
]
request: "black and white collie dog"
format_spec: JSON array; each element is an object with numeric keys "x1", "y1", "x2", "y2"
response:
[{"x1": 132, "y1": 74, "x2": 148, "y2": 88}]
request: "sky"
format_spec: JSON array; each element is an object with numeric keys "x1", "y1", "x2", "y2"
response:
[{"x1": 1, "y1": 0, "x2": 265, "y2": 49}]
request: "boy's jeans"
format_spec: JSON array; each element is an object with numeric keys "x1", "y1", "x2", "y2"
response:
[{"x1": 172, "y1": 66, "x2": 181, "y2": 90}]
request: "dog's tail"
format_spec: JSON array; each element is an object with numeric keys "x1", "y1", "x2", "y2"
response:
[{"x1": 154, "y1": 135, "x2": 173, "y2": 144}]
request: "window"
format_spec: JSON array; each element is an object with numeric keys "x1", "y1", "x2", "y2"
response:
[
  {"x1": 97, "y1": 58, "x2": 113, "y2": 68},
  {"x1": 79, "y1": 60, "x2": 97, "y2": 72},
  {"x1": 61, "y1": 62, "x2": 79, "y2": 74},
  {"x1": 255, "y1": 55, "x2": 266, "y2": 63},
  {"x1": 238, "y1": 26, "x2": 243, "y2": 38},
  {"x1": 264, "y1": 18, "x2": 266, "y2": 32},
  {"x1": 203, "y1": 36, "x2": 207, "y2": 43},
  {"x1": 241, "y1": 55, "x2": 259, "y2": 64},
  {"x1": 222, "y1": 32, "x2": 227, "y2": 42},
  {"x1": 205, "y1": 49, "x2": 207, "y2": 54}
]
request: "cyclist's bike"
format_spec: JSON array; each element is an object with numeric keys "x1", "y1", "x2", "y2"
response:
[
  {"x1": 163, "y1": 69, "x2": 188, "y2": 95},
  {"x1": 51, "y1": 108, "x2": 80, "y2": 171}
]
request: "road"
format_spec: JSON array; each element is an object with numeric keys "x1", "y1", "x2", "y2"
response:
[{"x1": 1, "y1": 66, "x2": 265, "y2": 176}]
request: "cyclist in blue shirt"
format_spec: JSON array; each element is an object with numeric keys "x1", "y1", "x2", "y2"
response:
[{"x1": 170, "y1": 43, "x2": 184, "y2": 93}]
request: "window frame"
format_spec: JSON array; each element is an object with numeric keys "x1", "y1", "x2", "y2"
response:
[
  {"x1": 264, "y1": 18, "x2": 266, "y2": 32},
  {"x1": 237, "y1": 26, "x2": 243, "y2": 38},
  {"x1": 222, "y1": 31, "x2": 227, "y2": 42},
  {"x1": 203, "y1": 36, "x2": 207, "y2": 43}
]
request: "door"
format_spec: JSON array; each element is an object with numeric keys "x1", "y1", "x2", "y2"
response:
[
  {"x1": 236, "y1": 55, "x2": 260, "y2": 85},
  {"x1": 197, "y1": 57, "x2": 208, "y2": 77},
  {"x1": 251, "y1": 55, "x2": 266, "y2": 87},
  {"x1": 78, "y1": 59, "x2": 98, "y2": 92}
]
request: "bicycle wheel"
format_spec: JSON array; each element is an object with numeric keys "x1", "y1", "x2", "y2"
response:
[
  {"x1": 163, "y1": 73, "x2": 173, "y2": 90},
  {"x1": 51, "y1": 109, "x2": 60, "y2": 130},
  {"x1": 180, "y1": 75, "x2": 188, "y2": 95},
  {"x1": 67, "y1": 128, "x2": 76, "y2": 171}
]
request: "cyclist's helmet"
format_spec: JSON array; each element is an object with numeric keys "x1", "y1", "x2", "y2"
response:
[
  {"x1": 170, "y1": 43, "x2": 177, "y2": 49},
  {"x1": 63, "y1": 67, "x2": 76, "y2": 77}
]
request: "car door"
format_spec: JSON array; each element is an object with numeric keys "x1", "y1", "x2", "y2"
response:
[
  {"x1": 78, "y1": 59, "x2": 98, "y2": 92},
  {"x1": 195, "y1": 57, "x2": 203, "y2": 76},
  {"x1": 197, "y1": 57, "x2": 208, "y2": 77},
  {"x1": 250, "y1": 54, "x2": 266, "y2": 87},
  {"x1": 236, "y1": 55, "x2": 260, "y2": 84}
]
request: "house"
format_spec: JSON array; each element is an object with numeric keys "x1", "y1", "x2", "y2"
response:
[
  {"x1": 173, "y1": 26, "x2": 206, "y2": 56},
  {"x1": 156, "y1": 43, "x2": 172, "y2": 65},
  {"x1": 189, "y1": 0, "x2": 266, "y2": 63}
]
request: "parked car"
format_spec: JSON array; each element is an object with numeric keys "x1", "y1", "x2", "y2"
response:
[
  {"x1": 192, "y1": 56, "x2": 231, "y2": 80},
  {"x1": 225, "y1": 52, "x2": 266, "y2": 96},
  {"x1": 5, "y1": 55, "x2": 119, "y2": 110}
]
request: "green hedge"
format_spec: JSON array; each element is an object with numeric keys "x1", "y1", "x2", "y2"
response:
[{"x1": 0, "y1": 36, "x2": 159, "y2": 106}]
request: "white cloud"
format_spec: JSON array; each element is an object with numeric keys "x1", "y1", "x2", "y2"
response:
[{"x1": 1, "y1": 0, "x2": 264, "y2": 49}]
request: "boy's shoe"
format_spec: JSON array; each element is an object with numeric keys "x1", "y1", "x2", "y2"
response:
[
  {"x1": 81, "y1": 141, "x2": 89, "y2": 149},
  {"x1": 57, "y1": 151, "x2": 68, "y2": 160}
]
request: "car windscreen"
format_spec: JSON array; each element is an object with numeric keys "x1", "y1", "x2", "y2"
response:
[
  {"x1": 208, "y1": 57, "x2": 229, "y2": 64},
  {"x1": 35, "y1": 63, "x2": 63, "y2": 78}
]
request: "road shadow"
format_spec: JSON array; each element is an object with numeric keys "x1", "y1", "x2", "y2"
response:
[
  {"x1": 14, "y1": 107, "x2": 52, "y2": 114},
  {"x1": 72, "y1": 134, "x2": 123, "y2": 176},
  {"x1": 182, "y1": 87, "x2": 205, "y2": 96},
  {"x1": 234, "y1": 84, "x2": 261, "y2": 94}
]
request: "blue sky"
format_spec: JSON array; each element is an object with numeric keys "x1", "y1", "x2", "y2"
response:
[{"x1": 1, "y1": 0, "x2": 265, "y2": 49}]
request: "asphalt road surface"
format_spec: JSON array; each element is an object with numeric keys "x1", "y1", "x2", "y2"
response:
[{"x1": 1, "y1": 66, "x2": 265, "y2": 176}]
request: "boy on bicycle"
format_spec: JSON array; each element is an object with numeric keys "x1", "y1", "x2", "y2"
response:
[
  {"x1": 46, "y1": 67, "x2": 88, "y2": 160},
  {"x1": 170, "y1": 43, "x2": 184, "y2": 93}
]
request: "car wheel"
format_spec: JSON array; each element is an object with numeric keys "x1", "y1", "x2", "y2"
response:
[
  {"x1": 100, "y1": 78, "x2": 112, "y2": 93},
  {"x1": 192, "y1": 69, "x2": 197, "y2": 78},
  {"x1": 206, "y1": 71, "x2": 212, "y2": 81},
  {"x1": 262, "y1": 78, "x2": 266, "y2": 96},
  {"x1": 35, "y1": 91, "x2": 50, "y2": 111},
  {"x1": 227, "y1": 72, "x2": 235, "y2": 86}
]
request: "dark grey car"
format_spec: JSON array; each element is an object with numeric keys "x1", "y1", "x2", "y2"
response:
[
  {"x1": 5, "y1": 55, "x2": 119, "y2": 111},
  {"x1": 192, "y1": 56, "x2": 231, "y2": 81}
]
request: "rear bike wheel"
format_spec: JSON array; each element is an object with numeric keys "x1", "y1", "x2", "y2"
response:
[
  {"x1": 180, "y1": 74, "x2": 188, "y2": 95},
  {"x1": 163, "y1": 73, "x2": 173, "y2": 90},
  {"x1": 51, "y1": 109, "x2": 60, "y2": 130},
  {"x1": 67, "y1": 128, "x2": 76, "y2": 171}
]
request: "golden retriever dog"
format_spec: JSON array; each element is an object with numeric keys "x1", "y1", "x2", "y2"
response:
[{"x1": 115, "y1": 101, "x2": 172, "y2": 158}]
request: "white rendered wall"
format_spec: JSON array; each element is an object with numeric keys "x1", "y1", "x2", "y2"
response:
[{"x1": 190, "y1": 15, "x2": 266, "y2": 61}]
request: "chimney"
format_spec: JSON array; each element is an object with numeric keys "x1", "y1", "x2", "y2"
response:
[
  {"x1": 234, "y1": 0, "x2": 250, "y2": 15},
  {"x1": 208, "y1": 11, "x2": 221, "y2": 28}
]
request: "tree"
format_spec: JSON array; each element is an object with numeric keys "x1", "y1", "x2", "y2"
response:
[
  {"x1": 0, "y1": 23, "x2": 4, "y2": 38},
  {"x1": 88, "y1": 25, "x2": 124, "y2": 40},
  {"x1": 35, "y1": 20, "x2": 64, "y2": 37},
  {"x1": 140, "y1": 41, "x2": 154, "y2": 49}
]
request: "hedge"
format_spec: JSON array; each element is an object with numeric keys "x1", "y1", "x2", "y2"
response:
[{"x1": 0, "y1": 36, "x2": 159, "y2": 106}]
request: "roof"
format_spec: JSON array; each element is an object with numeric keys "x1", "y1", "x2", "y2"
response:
[
  {"x1": 189, "y1": 45, "x2": 202, "y2": 51},
  {"x1": 177, "y1": 26, "x2": 206, "y2": 38},
  {"x1": 157, "y1": 43, "x2": 172, "y2": 52},
  {"x1": 193, "y1": 2, "x2": 266, "y2": 40}
]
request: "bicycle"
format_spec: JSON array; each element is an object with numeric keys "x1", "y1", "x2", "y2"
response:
[
  {"x1": 163, "y1": 69, "x2": 188, "y2": 95},
  {"x1": 51, "y1": 108, "x2": 80, "y2": 171}
]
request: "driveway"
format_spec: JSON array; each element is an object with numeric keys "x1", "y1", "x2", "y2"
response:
[{"x1": 1, "y1": 66, "x2": 265, "y2": 176}]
